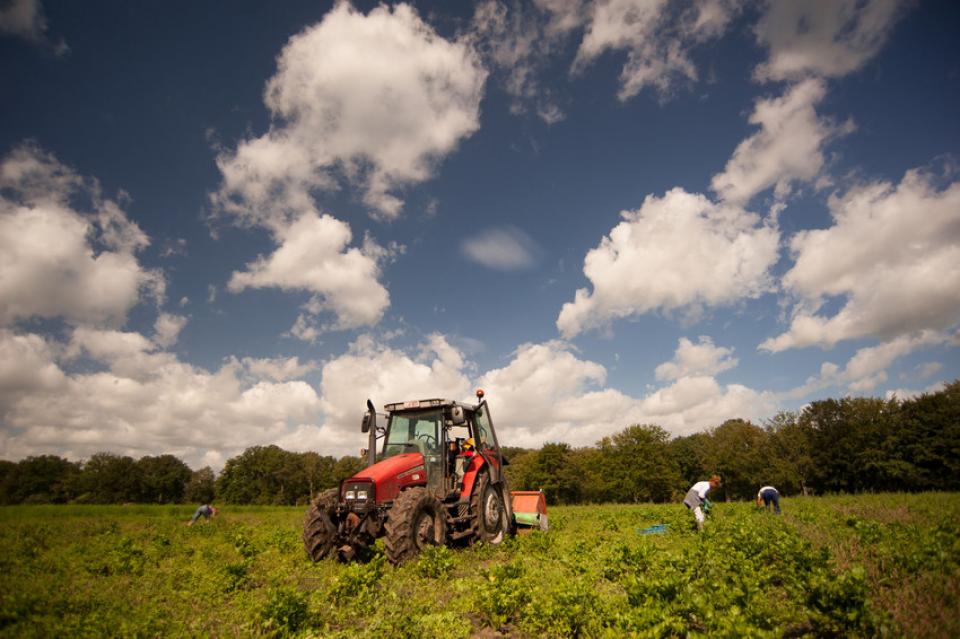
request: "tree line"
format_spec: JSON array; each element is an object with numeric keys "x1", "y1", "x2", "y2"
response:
[
  {"x1": 0, "y1": 447, "x2": 365, "y2": 506},
  {"x1": 1, "y1": 381, "x2": 957, "y2": 506},
  {"x1": 506, "y1": 381, "x2": 960, "y2": 504}
]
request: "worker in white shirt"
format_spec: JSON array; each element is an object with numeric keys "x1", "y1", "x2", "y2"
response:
[
  {"x1": 682, "y1": 474, "x2": 721, "y2": 531},
  {"x1": 756, "y1": 485, "x2": 781, "y2": 514}
]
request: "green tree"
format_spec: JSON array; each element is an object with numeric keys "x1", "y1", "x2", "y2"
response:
[
  {"x1": 521, "y1": 442, "x2": 583, "y2": 504},
  {"x1": 300, "y1": 452, "x2": 338, "y2": 502},
  {"x1": 765, "y1": 411, "x2": 814, "y2": 495},
  {"x1": 332, "y1": 456, "x2": 365, "y2": 484},
  {"x1": 593, "y1": 425, "x2": 680, "y2": 503},
  {"x1": 137, "y1": 454, "x2": 192, "y2": 503},
  {"x1": 4, "y1": 455, "x2": 80, "y2": 504},
  {"x1": 78, "y1": 453, "x2": 141, "y2": 503},
  {"x1": 186, "y1": 466, "x2": 216, "y2": 503},
  {"x1": 891, "y1": 381, "x2": 960, "y2": 490},
  {"x1": 217, "y1": 445, "x2": 294, "y2": 504},
  {"x1": 702, "y1": 419, "x2": 769, "y2": 500},
  {"x1": 669, "y1": 432, "x2": 710, "y2": 490}
]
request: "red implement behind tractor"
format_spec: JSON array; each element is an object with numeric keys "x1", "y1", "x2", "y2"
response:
[{"x1": 302, "y1": 390, "x2": 547, "y2": 564}]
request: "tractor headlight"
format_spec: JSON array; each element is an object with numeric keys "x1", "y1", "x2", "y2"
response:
[
  {"x1": 357, "y1": 490, "x2": 368, "y2": 500},
  {"x1": 345, "y1": 490, "x2": 356, "y2": 500}
]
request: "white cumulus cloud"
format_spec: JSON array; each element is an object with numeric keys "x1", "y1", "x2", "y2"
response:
[
  {"x1": 0, "y1": 328, "x2": 322, "y2": 469},
  {"x1": 317, "y1": 334, "x2": 473, "y2": 452},
  {"x1": 228, "y1": 212, "x2": 391, "y2": 330},
  {"x1": 212, "y1": 2, "x2": 486, "y2": 223},
  {"x1": 557, "y1": 187, "x2": 779, "y2": 338},
  {"x1": 153, "y1": 313, "x2": 188, "y2": 348},
  {"x1": 655, "y1": 335, "x2": 738, "y2": 381},
  {"x1": 711, "y1": 79, "x2": 854, "y2": 205},
  {"x1": 479, "y1": 339, "x2": 774, "y2": 445},
  {"x1": 753, "y1": 0, "x2": 908, "y2": 82},
  {"x1": 0, "y1": 144, "x2": 163, "y2": 328},
  {"x1": 762, "y1": 168, "x2": 960, "y2": 352},
  {"x1": 788, "y1": 331, "x2": 949, "y2": 397}
]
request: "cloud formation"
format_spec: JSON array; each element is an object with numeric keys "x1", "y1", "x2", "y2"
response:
[
  {"x1": 0, "y1": 327, "x2": 321, "y2": 469},
  {"x1": 0, "y1": 0, "x2": 67, "y2": 53},
  {"x1": 0, "y1": 144, "x2": 163, "y2": 327},
  {"x1": 318, "y1": 334, "x2": 473, "y2": 450},
  {"x1": 711, "y1": 79, "x2": 854, "y2": 205},
  {"x1": 763, "y1": 169, "x2": 960, "y2": 352},
  {"x1": 557, "y1": 187, "x2": 779, "y2": 337},
  {"x1": 210, "y1": 3, "x2": 485, "y2": 331},
  {"x1": 213, "y1": 2, "x2": 486, "y2": 222},
  {"x1": 754, "y1": 0, "x2": 907, "y2": 82},
  {"x1": 228, "y1": 212, "x2": 392, "y2": 330},
  {"x1": 655, "y1": 335, "x2": 738, "y2": 381},
  {"x1": 788, "y1": 331, "x2": 950, "y2": 397},
  {"x1": 469, "y1": 0, "x2": 580, "y2": 123},
  {"x1": 461, "y1": 226, "x2": 540, "y2": 271},
  {"x1": 478, "y1": 338, "x2": 775, "y2": 445},
  {"x1": 572, "y1": 0, "x2": 743, "y2": 101}
]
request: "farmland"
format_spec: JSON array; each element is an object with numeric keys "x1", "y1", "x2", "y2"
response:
[{"x1": 1, "y1": 493, "x2": 958, "y2": 638}]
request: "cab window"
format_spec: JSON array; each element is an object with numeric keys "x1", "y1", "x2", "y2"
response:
[{"x1": 383, "y1": 410, "x2": 441, "y2": 458}]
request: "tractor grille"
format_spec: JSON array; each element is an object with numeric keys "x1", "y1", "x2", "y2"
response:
[{"x1": 342, "y1": 481, "x2": 375, "y2": 511}]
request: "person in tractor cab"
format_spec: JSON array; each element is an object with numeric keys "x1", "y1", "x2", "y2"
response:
[
  {"x1": 683, "y1": 475, "x2": 721, "y2": 531},
  {"x1": 454, "y1": 438, "x2": 476, "y2": 490}
]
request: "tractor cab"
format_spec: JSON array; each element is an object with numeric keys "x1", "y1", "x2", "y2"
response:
[{"x1": 367, "y1": 394, "x2": 504, "y2": 498}]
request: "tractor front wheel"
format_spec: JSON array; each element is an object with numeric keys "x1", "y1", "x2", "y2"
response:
[
  {"x1": 302, "y1": 488, "x2": 339, "y2": 562},
  {"x1": 471, "y1": 471, "x2": 508, "y2": 545},
  {"x1": 384, "y1": 487, "x2": 446, "y2": 564}
]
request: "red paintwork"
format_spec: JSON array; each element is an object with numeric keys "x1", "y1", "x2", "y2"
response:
[
  {"x1": 346, "y1": 452, "x2": 426, "y2": 503},
  {"x1": 460, "y1": 453, "x2": 487, "y2": 499}
]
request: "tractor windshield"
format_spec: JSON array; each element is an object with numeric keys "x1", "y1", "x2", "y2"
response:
[{"x1": 382, "y1": 409, "x2": 442, "y2": 459}]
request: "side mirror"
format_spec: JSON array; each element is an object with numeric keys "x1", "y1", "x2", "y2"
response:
[
  {"x1": 361, "y1": 412, "x2": 376, "y2": 433},
  {"x1": 451, "y1": 405, "x2": 466, "y2": 425},
  {"x1": 362, "y1": 399, "x2": 377, "y2": 433}
]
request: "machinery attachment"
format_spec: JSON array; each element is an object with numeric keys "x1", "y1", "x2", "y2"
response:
[{"x1": 511, "y1": 490, "x2": 548, "y2": 532}]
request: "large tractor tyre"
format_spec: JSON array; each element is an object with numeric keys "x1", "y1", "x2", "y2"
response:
[
  {"x1": 302, "y1": 488, "x2": 339, "y2": 562},
  {"x1": 470, "y1": 471, "x2": 509, "y2": 545},
  {"x1": 384, "y1": 487, "x2": 446, "y2": 564}
]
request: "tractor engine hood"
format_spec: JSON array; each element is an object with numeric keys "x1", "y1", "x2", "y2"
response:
[{"x1": 345, "y1": 452, "x2": 426, "y2": 503}]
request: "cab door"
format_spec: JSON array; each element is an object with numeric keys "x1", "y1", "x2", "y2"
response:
[{"x1": 471, "y1": 400, "x2": 503, "y2": 483}]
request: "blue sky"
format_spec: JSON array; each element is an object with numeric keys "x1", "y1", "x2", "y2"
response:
[{"x1": 1, "y1": 0, "x2": 958, "y2": 470}]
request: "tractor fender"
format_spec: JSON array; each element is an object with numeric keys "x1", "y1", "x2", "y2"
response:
[{"x1": 461, "y1": 456, "x2": 514, "y2": 529}]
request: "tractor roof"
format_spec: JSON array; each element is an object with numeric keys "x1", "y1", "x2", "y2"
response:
[{"x1": 383, "y1": 398, "x2": 475, "y2": 412}]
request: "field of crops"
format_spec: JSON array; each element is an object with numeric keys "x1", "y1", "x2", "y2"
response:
[{"x1": 1, "y1": 493, "x2": 958, "y2": 638}]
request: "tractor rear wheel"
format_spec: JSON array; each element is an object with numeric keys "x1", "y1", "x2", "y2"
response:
[
  {"x1": 302, "y1": 488, "x2": 338, "y2": 562},
  {"x1": 471, "y1": 471, "x2": 508, "y2": 545},
  {"x1": 384, "y1": 487, "x2": 446, "y2": 564}
]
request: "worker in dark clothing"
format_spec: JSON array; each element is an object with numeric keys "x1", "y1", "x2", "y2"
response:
[
  {"x1": 756, "y1": 486, "x2": 781, "y2": 514},
  {"x1": 187, "y1": 504, "x2": 219, "y2": 526}
]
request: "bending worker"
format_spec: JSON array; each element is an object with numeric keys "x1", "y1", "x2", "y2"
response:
[
  {"x1": 683, "y1": 474, "x2": 721, "y2": 531},
  {"x1": 187, "y1": 503, "x2": 219, "y2": 526},
  {"x1": 756, "y1": 485, "x2": 781, "y2": 514}
]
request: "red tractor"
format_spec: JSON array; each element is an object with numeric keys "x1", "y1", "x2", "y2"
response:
[{"x1": 302, "y1": 390, "x2": 546, "y2": 564}]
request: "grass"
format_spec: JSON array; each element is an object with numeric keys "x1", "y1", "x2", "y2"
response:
[{"x1": 0, "y1": 493, "x2": 958, "y2": 637}]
